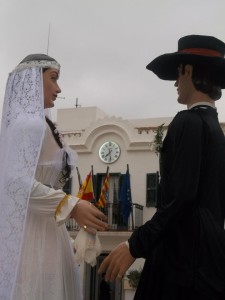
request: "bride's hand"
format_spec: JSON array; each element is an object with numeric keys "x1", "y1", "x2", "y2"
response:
[{"x1": 70, "y1": 200, "x2": 108, "y2": 234}]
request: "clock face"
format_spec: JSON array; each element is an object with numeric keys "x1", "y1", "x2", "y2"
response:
[{"x1": 99, "y1": 141, "x2": 120, "y2": 164}]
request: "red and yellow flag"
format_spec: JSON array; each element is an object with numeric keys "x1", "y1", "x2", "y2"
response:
[
  {"x1": 95, "y1": 174, "x2": 110, "y2": 208},
  {"x1": 76, "y1": 171, "x2": 95, "y2": 201}
]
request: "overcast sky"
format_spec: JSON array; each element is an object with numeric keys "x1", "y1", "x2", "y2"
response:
[{"x1": 1, "y1": 0, "x2": 225, "y2": 122}]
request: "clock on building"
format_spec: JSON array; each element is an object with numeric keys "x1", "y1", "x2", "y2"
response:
[{"x1": 99, "y1": 141, "x2": 121, "y2": 163}]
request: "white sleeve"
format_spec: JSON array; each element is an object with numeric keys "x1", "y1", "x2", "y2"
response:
[{"x1": 30, "y1": 179, "x2": 79, "y2": 225}]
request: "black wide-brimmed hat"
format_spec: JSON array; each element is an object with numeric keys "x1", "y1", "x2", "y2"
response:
[{"x1": 146, "y1": 34, "x2": 225, "y2": 88}]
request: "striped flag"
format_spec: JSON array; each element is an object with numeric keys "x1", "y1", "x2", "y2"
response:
[{"x1": 96, "y1": 172, "x2": 110, "y2": 209}]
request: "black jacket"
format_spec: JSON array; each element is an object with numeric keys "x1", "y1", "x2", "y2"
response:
[{"x1": 129, "y1": 106, "x2": 225, "y2": 299}]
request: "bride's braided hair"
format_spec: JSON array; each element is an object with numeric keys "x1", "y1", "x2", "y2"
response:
[{"x1": 45, "y1": 117, "x2": 71, "y2": 185}]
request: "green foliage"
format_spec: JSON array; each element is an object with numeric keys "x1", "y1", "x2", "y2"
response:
[
  {"x1": 126, "y1": 268, "x2": 142, "y2": 288},
  {"x1": 152, "y1": 123, "x2": 165, "y2": 155}
]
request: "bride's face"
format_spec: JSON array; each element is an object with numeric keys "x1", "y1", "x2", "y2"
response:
[{"x1": 43, "y1": 68, "x2": 61, "y2": 108}]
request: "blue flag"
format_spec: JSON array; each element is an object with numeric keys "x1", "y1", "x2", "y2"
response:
[{"x1": 119, "y1": 169, "x2": 132, "y2": 221}]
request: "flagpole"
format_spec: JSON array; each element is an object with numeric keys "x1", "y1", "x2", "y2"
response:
[
  {"x1": 105, "y1": 166, "x2": 110, "y2": 223},
  {"x1": 127, "y1": 164, "x2": 134, "y2": 230},
  {"x1": 76, "y1": 167, "x2": 82, "y2": 189},
  {"x1": 106, "y1": 166, "x2": 109, "y2": 176},
  {"x1": 91, "y1": 165, "x2": 95, "y2": 202}
]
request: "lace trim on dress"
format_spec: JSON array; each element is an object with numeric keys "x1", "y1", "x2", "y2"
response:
[
  {"x1": 0, "y1": 67, "x2": 46, "y2": 298},
  {"x1": 13, "y1": 60, "x2": 60, "y2": 72}
]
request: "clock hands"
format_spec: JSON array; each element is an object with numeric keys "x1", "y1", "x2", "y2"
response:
[{"x1": 105, "y1": 148, "x2": 112, "y2": 159}]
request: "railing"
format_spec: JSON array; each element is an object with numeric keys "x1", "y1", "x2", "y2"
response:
[{"x1": 66, "y1": 202, "x2": 143, "y2": 232}]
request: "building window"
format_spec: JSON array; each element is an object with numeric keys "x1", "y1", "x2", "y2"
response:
[{"x1": 146, "y1": 172, "x2": 159, "y2": 207}]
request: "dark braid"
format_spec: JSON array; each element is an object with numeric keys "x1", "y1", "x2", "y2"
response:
[
  {"x1": 45, "y1": 117, "x2": 63, "y2": 148},
  {"x1": 45, "y1": 117, "x2": 72, "y2": 186}
]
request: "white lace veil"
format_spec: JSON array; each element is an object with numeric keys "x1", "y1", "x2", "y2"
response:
[{"x1": 0, "y1": 54, "x2": 60, "y2": 299}]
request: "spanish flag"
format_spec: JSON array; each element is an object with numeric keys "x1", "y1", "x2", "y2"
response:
[{"x1": 76, "y1": 171, "x2": 95, "y2": 200}]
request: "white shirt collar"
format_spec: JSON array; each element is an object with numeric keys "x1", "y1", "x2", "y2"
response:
[{"x1": 188, "y1": 102, "x2": 216, "y2": 110}]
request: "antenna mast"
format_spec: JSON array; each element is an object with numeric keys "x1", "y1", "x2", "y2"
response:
[
  {"x1": 47, "y1": 23, "x2": 51, "y2": 55},
  {"x1": 75, "y1": 97, "x2": 81, "y2": 108}
]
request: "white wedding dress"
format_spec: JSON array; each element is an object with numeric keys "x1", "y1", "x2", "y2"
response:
[{"x1": 12, "y1": 124, "x2": 82, "y2": 300}]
